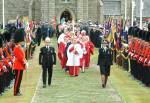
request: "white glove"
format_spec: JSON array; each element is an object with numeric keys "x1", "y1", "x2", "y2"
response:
[
  {"x1": 9, "y1": 62, "x2": 12, "y2": 67},
  {"x1": 25, "y1": 62, "x2": 29, "y2": 69},
  {"x1": 144, "y1": 58, "x2": 147, "y2": 63},
  {"x1": 148, "y1": 60, "x2": 150, "y2": 66}
]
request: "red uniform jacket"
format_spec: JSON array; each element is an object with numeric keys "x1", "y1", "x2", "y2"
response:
[
  {"x1": 0, "y1": 62, "x2": 4, "y2": 76},
  {"x1": 13, "y1": 44, "x2": 26, "y2": 70},
  {"x1": 133, "y1": 40, "x2": 141, "y2": 59},
  {"x1": 128, "y1": 40, "x2": 134, "y2": 59},
  {"x1": 143, "y1": 47, "x2": 150, "y2": 66}
]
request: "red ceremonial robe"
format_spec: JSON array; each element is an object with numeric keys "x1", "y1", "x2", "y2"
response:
[
  {"x1": 58, "y1": 42, "x2": 67, "y2": 69},
  {"x1": 84, "y1": 41, "x2": 94, "y2": 67}
]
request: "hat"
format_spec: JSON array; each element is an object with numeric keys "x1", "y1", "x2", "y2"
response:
[
  {"x1": 14, "y1": 28, "x2": 25, "y2": 43},
  {"x1": 128, "y1": 27, "x2": 133, "y2": 35},
  {"x1": 138, "y1": 30, "x2": 143, "y2": 39},
  {"x1": 143, "y1": 31, "x2": 148, "y2": 41},
  {"x1": 133, "y1": 27, "x2": 140, "y2": 37},
  {"x1": 3, "y1": 31, "x2": 11, "y2": 42},
  {"x1": 0, "y1": 34, "x2": 3, "y2": 48},
  {"x1": 148, "y1": 22, "x2": 150, "y2": 31},
  {"x1": 148, "y1": 31, "x2": 150, "y2": 42}
]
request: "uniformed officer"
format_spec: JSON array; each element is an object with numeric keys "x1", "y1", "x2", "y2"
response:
[
  {"x1": 13, "y1": 29, "x2": 28, "y2": 96},
  {"x1": 39, "y1": 37, "x2": 56, "y2": 88},
  {"x1": 97, "y1": 40, "x2": 113, "y2": 88}
]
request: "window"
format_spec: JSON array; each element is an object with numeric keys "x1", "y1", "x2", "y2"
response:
[
  {"x1": 103, "y1": 1, "x2": 121, "y2": 16},
  {"x1": 62, "y1": 0, "x2": 71, "y2": 3}
]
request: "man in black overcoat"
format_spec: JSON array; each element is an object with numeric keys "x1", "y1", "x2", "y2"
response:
[{"x1": 39, "y1": 37, "x2": 56, "y2": 88}]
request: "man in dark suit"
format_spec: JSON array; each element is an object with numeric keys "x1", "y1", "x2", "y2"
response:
[
  {"x1": 97, "y1": 40, "x2": 113, "y2": 88},
  {"x1": 39, "y1": 37, "x2": 56, "y2": 88}
]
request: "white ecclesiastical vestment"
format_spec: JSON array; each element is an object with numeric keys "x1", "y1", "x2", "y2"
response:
[
  {"x1": 66, "y1": 43, "x2": 83, "y2": 66},
  {"x1": 58, "y1": 33, "x2": 65, "y2": 44}
]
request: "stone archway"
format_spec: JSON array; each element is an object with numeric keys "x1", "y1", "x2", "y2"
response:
[
  {"x1": 60, "y1": 10, "x2": 72, "y2": 22},
  {"x1": 57, "y1": 8, "x2": 76, "y2": 23}
]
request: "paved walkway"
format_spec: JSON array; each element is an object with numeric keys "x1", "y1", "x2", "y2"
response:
[
  {"x1": 31, "y1": 39, "x2": 124, "y2": 103},
  {"x1": 1, "y1": 38, "x2": 149, "y2": 103},
  {"x1": 32, "y1": 67, "x2": 124, "y2": 103}
]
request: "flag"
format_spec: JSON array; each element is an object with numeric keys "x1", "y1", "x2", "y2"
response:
[
  {"x1": 109, "y1": 17, "x2": 116, "y2": 42},
  {"x1": 53, "y1": 16, "x2": 56, "y2": 31},
  {"x1": 29, "y1": 20, "x2": 33, "y2": 32}
]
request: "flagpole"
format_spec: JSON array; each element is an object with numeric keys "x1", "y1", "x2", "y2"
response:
[
  {"x1": 3, "y1": 0, "x2": 5, "y2": 29},
  {"x1": 139, "y1": 0, "x2": 143, "y2": 29},
  {"x1": 72, "y1": 20, "x2": 75, "y2": 76},
  {"x1": 125, "y1": 0, "x2": 127, "y2": 21},
  {"x1": 131, "y1": 0, "x2": 135, "y2": 26}
]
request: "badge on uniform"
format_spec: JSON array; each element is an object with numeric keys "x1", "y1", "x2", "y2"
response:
[{"x1": 50, "y1": 49, "x2": 53, "y2": 53}]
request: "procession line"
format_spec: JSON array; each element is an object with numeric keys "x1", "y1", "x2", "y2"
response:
[{"x1": 30, "y1": 72, "x2": 42, "y2": 103}]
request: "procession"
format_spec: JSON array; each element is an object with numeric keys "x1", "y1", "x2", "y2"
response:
[{"x1": 0, "y1": 0, "x2": 150, "y2": 103}]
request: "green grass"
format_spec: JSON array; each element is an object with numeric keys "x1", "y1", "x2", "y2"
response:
[
  {"x1": 31, "y1": 39, "x2": 123, "y2": 103},
  {"x1": 0, "y1": 37, "x2": 149, "y2": 103},
  {"x1": 110, "y1": 65, "x2": 150, "y2": 103},
  {"x1": 0, "y1": 40, "x2": 42, "y2": 103}
]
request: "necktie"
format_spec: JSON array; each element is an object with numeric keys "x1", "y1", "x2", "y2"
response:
[{"x1": 47, "y1": 46, "x2": 50, "y2": 51}]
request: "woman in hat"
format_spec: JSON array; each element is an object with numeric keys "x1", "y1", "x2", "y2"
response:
[{"x1": 97, "y1": 40, "x2": 113, "y2": 88}]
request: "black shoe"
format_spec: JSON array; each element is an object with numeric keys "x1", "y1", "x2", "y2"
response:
[
  {"x1": 102, "y1": 84, "x2": 105, "y2": 88},
  {"x1": 43, "y1": 85, "x2": 46, "y2": 88},
  {"x1": 0, "y1": 93, "x2": 3, "y2": 96},
  {"x1": 81, "y1": 71, "x2": 85, "y2": 73},
  {"x1": 14, "y1": 92, "x2": 22, "y2": 96}
]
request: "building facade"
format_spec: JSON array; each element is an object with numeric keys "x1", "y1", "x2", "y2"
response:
[{"x1": 0, "y1": 0, "x2": 143, "y2": 25}]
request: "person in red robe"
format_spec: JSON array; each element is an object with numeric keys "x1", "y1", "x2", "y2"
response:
[
  {"x1": 58, "y1": 36, "x2": 70, "y2": 70},
  {"x1": 84, "y1": 36, "x2": 94, "y2": 68},
  {"x1": 66, "y1": 36, "x2": 82, "y2": 76}
]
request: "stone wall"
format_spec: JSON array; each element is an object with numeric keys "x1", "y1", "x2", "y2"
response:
[
  {"x1": 0, "y1": 0, "x2": 30, "y2": 24},
  {"x1": 88, "y1": 0, "x2": 98, "y2": 22},
  {"x1": 135, "y1": 0, "x2": 150, "y2": 18},
  {"x1": 0, "y1": 0, "x2": 142, "y2": 25},
  {"x1": 32, "y1": 0, "x2": 41, "y2": 21}
]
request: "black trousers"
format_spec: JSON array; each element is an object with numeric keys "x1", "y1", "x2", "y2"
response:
[
  {"x1": 37, "y1": 37, "x2": 42, "y2": 46},
  {"x1": 5, "y1": 67, "x2": 14, "y2": 87},
  {"x1": 0, "y1": 75, "x2": 4, "y2": 94},
  {"x1": 14, "y1": 70, "x2": 23, "y2": 95},
  {"x1": 42, "y1": 66, "x2": 53, "y2": 85}
]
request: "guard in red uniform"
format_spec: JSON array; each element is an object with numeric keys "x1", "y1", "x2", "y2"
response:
[{"x1": 13, "y1": 29, "x2": 27, "y2": 96}]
